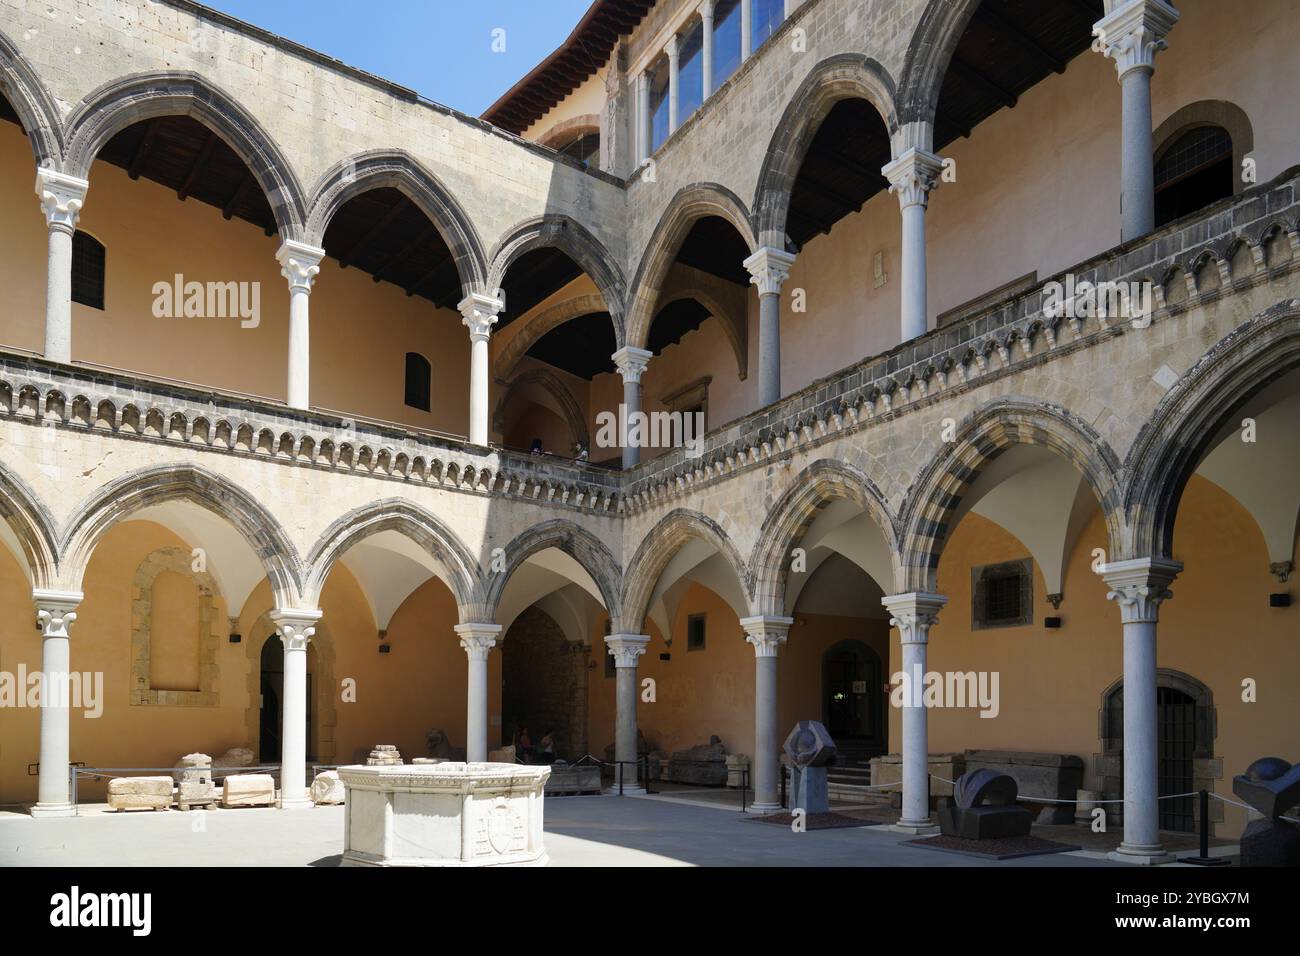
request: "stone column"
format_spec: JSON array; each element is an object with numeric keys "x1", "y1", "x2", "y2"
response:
[
  {"x1": 881, "y1": 591, "x2": 947, "y2": 833},
  {"x1": 700, "y1": 0, "x2": 715, "y2": 100},
  {"x1": 1094, "y1": 0, "x2": 1179, "y2": 242},
  {"x1": 1102, "y1": 557, "x2": 1181, "y2": 864},
  {"x1": 784, "y1": 0, "x2": 800, "y2": 18},
  {"x1": 455, "y1": 623, "x2": 502, "y2": 762},
  {"x1": 740, "y1": 615, "x2": 792, "y2": 812},
  {"x1": 637, "y1": 70, "x2": 652, "y2": 164},
  {"x1": 741, "y1": 0, "x2": 753, "y2": 61},
  {"x1": 276, "y1": 240, "x2": 325, "y2": 411},
  {"x1": 35, "y1": 169, "x2": 89, "y2": 365},
  {"x1": 666, "y1": 36, "x2": 681, "y2": 135},
  {"x1": 269, "y1": 608, "x2": 321, "y2": 809},
  {"x1": 612, "y1": 345, "x2": 652, "y2": 468},
  {"x1": 459, "y1": 293, "x2": 503, "y2": 446},
  {"x1": 31, "y1": 589, "x2": 81, "y2": 817},
  {"x1": 605, "y1": 634, "x2": 650, "y2": 793},
  {"x1": 882, "y1": 148, "x2": 944, "y2": 343},
  {"x1": 743, "y1": 247, "x2": 796, "y2": 407}
]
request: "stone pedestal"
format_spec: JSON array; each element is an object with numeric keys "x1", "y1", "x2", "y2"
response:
[
  {"x1": 339, "y1": 762, "x2": 550, "y2": 867},
  {"x1": 366, "y1": 744, "x2": 403, "y2": 765},
  {"x1": 108, "y1": 777, "x2": 172, "y2": 812},
  {"x1": 726, "y1": 755, "x2": 751, "y2": 789},
  {"x1": 790, "y1": 765, "x2": 830, "y2": 814}
]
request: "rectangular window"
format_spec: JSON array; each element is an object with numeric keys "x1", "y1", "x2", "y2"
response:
[
  {"x1": 972, "y1": 559, "x2": 1033, "y2": 629},
  {"x1": 678, "y1": 22, "x2": 705, "y2": 122},
  {"x1": 687, "y1": 613, "x2": 706, "y2": 651},
  {"x1": 713, "y1": 0, "x2": 742, "y2": 89},
  {"x1": 752, "y1": 0, "x2": 785, "y2": 50},
  {"x1": 71, "y1": 231, "x2": 106, "y2": 310},
  {"x1": 649, "y1": 57, "x2": 670, "y2": 153}
]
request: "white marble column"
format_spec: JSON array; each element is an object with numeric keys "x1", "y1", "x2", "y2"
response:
[
  {"x1": 270, "y1": 608, "x2": 321, "y2": 809},
  {"x1": 740, "y1": 615, "x2": 792, "y2": 812},
  {"x1": 455, "y1": 623, "x2": 502, "y2": 762},
  {"x1": 784, "y1": 0, "x2": 800, "y2": 18},
  {"x1": 35, "y1": 169, "x2": 89, "y2": 365},
  {"x1": 1094, "y1": 0, "x2": 1179, "y2": 242},
  {"x1": 882, "y1": 148, "x2": 944, "y2": 344},
  {"x1": 881, "y1": 591, "x2": 947, "y2": 833},
  {"x1": 1102, "y1": 557, "x2": 1181, "y2": 864},
  {"x1": 637, "y1": 70, "x2": 652, "y2": 164},
  {"x1": 612, "y1": 345, "x2": 652, "y2": 469},
  {"x1": 741, "y1": 0, "x2": 753, "y2": 61},
  {"x1": 276, "y1": 240, "x2": 324, "y2": 411},
  {"x1": 666, "y1": 37, "x2": 681, "y2": 135},
  {"x1": 605, "y1": 634, "x2": 650, "y2": 793},
  {"x1": 30, "y1": 589, "x2": 81, "y2": 817},
  {"x1": 743, "y1": 246, "x2": 796, "y2": 407},
  {"x1": 700, "y1": 1, "x2": 716, "y2": 100},
  {"x1": 459, "y1": 293, "x2": 503, "y2": 446}
]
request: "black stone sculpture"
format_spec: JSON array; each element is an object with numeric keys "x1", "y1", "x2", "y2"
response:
[
  {"x1": 938, "y1": 768, "x2": 1033, "y2": 840},
  {"x1": 1234, "y1": 757, "x2": 1300, "y2": 867}
]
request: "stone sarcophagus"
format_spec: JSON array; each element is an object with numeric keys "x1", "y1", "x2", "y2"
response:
[{"x1": 338, "y1": 762, "x2": 550, "y2": 867}]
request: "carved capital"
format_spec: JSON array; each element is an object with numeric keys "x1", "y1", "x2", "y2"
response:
[
  {"x1": 34, "y1": 588, "x2": 82, "y2": 638},
  {"x1": 459, "y1": 293, "x2": 503, "y2": 342},
  {"x1": 604, "y1": 633, "x2": 650, "y2": 669},
  {"x1": 271, "y1": 608, "x2": 323, "y2": 652},
  {"x1": 1269, "y1": 561, "x2": 1293, "y2": 584},
  {"x1": 698, "y1": 0, "x2": 715, "y2": 22},
  {"x1": 276, "y1": 240, "x2": 325, "y2": 294},
  {"x1": 1101, "y1": 557, "x2": 1181, "y2": 624},
  {"x1": 743, "y1": 246, "x2": 797, "y2": 298},
  {"x1": 612, "y1": 346, "x2": 653, "y2": 384},
  {"x1": 665, "y1": 35, "x2": 680, "y2": 61},
  {"x1": 880, "y1": 592, "x2": 948, "y2": 644},
  {"x1": 35, "y1": 169, "x2": 89, "y2": 235},
  {"x1": 740, "y1": 615, "x2": 792, "y2": 658},
  {"x1": 455, "y1": 622, "x2": 502, "y2": 661},
  {"x1": 881, "y1": 148, "x2": 944, "y2": 211},
  {"x1": 1094, "y1": 0, "x2": 1179, "y2": 80}
]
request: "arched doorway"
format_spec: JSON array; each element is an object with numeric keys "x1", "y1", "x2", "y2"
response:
[
  {"x1": 821, "y1": 639, "x2": 884, "y2": 748},
  {"x1": 258, "y1": 634, "x2": 316, "y2": 762}
]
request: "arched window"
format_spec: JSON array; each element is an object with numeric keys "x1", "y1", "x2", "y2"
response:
[
  {"x1": 557, "y1": 131, "x2": 601, "y2": 168},
  {"x1": 404, "y1": 352, "x2": 431, "y2": 411},
  {"x1": 1154, "y1": 125, "x2": 1234, "y2": 228},
  {"x1": 71, "y1": 231, "x2": 105, "y2": 310}
]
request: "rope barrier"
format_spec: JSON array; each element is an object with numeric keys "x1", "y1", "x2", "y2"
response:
[
  {"x1": 927, "y1": 773, "x2": 1199, "y2": 805},
  {"x1": 1209, "y1": 791, "x2": 1300, "y2": 826}
]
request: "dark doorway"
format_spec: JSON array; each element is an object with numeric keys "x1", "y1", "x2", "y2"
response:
[
  {"x1": 821, "y1": 640, "x2": 884, "y2": 746},
  {"x1": 258, "y1": 635, "x2": 313, "y2": 762}
]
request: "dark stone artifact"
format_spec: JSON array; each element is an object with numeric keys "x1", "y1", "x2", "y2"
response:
[
  {"x1": 1234, "y1": 757, "x2": 1300, "y2": 867},
  {"x1": 782, "y1": 721, "x2": 836, "y2": 813},
  {"x1": 938, "y1": 768, "x2": 1033, "y2": 840}
]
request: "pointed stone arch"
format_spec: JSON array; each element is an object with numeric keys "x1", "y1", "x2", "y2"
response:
[
  {"x1": 63, "y1": 71, "x2": 307, "y2": 239},
  {"x1": 0, "y1": 459, "x2": 59, "y2": 590},
  {"x1": 0, "y1": 26, "x2": 63, "y2": 165},
  {"x1": 753, "y1": 53, "x2": 899, "y2": 247},
  {"x1": 492, "y1": 367, "x2": 589, "y2": 451},
  {"x1": 494, "y1": 292, "x2": 608, "y2": 380},
  {"x1": 895, "y1": 0, "x2": 981, "y2": 134},
  {"x1": 750, "y1": 459, "x2": 902, "y2": 615},
  {"x1": 305, "y1": 149, "x2": 488, "y2": 294},
  {"x1": 625, "y1": 183, "x2": 757, "y2": 352},
  {"x1": 482, "y1": 519, "x2": 622, "y2": 626},
  {"x1": 898, "y1": 398, "x2": 1125, "y2": 593}
]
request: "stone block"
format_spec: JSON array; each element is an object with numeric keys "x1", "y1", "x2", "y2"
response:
[
  {"x1": 107, "y1": 776, "x2": 173, "y2": 812},
  {"x1": 222, "y1": 773, "x2": 277, "y2": 807},
  {"x1": 544, "y1": 763, "x2": 603, "y2": 795},
  {"x1": 310, "y1": 771, "x2": 345, "y2": 805},
  {"x1": 726, "y1": 754, "x2": 750, "y2": 788},
  {"x1": 488, "y1": 745, "x2": 517, "y2": 763}
]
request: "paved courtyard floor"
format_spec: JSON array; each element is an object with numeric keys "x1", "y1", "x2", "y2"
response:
[{"x1": 0, "y1": 794, "x2": 1235, "y2": 867}]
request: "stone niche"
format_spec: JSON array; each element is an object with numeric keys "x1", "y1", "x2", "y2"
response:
[{"x1": 339, "y1": 763, "x2": 550, "y2": 867}]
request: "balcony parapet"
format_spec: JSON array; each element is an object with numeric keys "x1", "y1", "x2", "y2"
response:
[
  {"x1": 622, "y1": 166, "x2": 1300, "y2": 514},
  {"x1": 0, "y1": 354, "x2": 622, "y2": 515}
]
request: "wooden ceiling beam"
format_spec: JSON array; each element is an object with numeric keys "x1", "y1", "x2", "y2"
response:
[
  {"x1": 177, "y1": 129, "x2": 218, "y2": 201},
  {"x1": 339, "y1": 196, "x2": 411, "y2": 269},
  {"x1": 974, "y1": 5, "x2": 1067, "y2": 74},
  {"x1": 127, "y1": 118, "x2": 161, "y2": 180}
]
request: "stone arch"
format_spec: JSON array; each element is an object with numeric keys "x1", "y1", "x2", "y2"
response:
[
  {"x1": 625, "y1": 183, "x2": 758, "y2": 352},
  {"x1": 753, "y1": 53, "x2": 899, "y2": 246},
  {"x1": 0, "y1": 460, "x2": 60, "y2": 590},
  {"x1": 750, "y1": 459, "x2": 902, "y2": 615},
  {"x1": 1099, "y1": 667, "x2": 1217, "y2": 757},
  {"x1": 536, "y1": 114, "x2": 600, "y2": 150},
  {"x1": 59, "y1": 463, "x2": 303, "y2": 606},
  {"x1": 0, "y1": 26, "x2": 63, "y2": 165},
  {"x1": 482, "y1": 519, "x2": 622, "y2": 625},
  {"x1": 303, "y1": 498, "x2": 479, "y2": 618},
  {"x1": 487, "y1": 215, "x2": 627, "y2": 341},
  {"x1": 1123, "y1": 299, "x2": 1300, "y2": 561},
  {"x1": 895, "y1": 0, "x2": 981, "y2": 133},
  {"x1": 305, "y1": 149, "x2": 488, "y2": 294},
  {"x1": 620, "y1": 508, "x2": 750, "y2": 634},
  {"x1": 657, "y1": 285, "x2": 748, "y2": 381},
  {"x1": 492, "y1": 367, "x2": 589, "y2": 450},
  {"x1": 898, "y1": 398, "x2": 1125, "y2": 593},
  {"x1": 494, "y1": 292, "x2": 607, "y2": 380},
  {"x1": 63, "y1": 71, "x2": 307, "y2": 238},
  {"x1": 1153, "y1": 99, "x2": 1254, "y2": 197}
]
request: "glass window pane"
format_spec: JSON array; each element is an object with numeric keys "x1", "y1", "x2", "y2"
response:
[
  {"x1": 753, "y1": 0, "x2": 783, "y2": 49},
  {"x1": 678, "y1": 23, "x2": 704, "y2": 120},
  {"x1": 713, "y1": 0, "x2": 742, "y2": 88},
  {"x1": 649, "y1": 57, "x2": 670, "y2": 152}
]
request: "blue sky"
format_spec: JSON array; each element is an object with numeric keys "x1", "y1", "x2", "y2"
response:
[{"x1": 205, "y1": 0, "x2": 596, "y2": 115}]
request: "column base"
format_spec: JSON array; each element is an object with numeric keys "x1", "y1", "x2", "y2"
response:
[
  {"x1": 278, "y1": 796, "x2": 314, "y2": 810},
  {"x1": 747, "y1": 802, "x2": 782, "y2": 815},
  {"x1": 29, "y1": 802, "x2": 76, "y2": 818},
  {"x1": 1108, "y1": 843, "x2": 1175, "y2": 865},
  {"x1": 892, "y1": 818, "x2": 940, "y2": 835}
]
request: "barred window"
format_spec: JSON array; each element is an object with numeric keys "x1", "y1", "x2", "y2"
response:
[
  {"x1": 687, "y1": 613, "x2": 706, "y2": 651},
  {"x1": 1154, "y1": 126, "x2": 1233, "y2": 228},
  {"x1": 71, "y1": 231, "x2": 105, "y2": 310},
  {"x1": 972, "y1": 559, "x2": 1033, "y2": 629}
]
